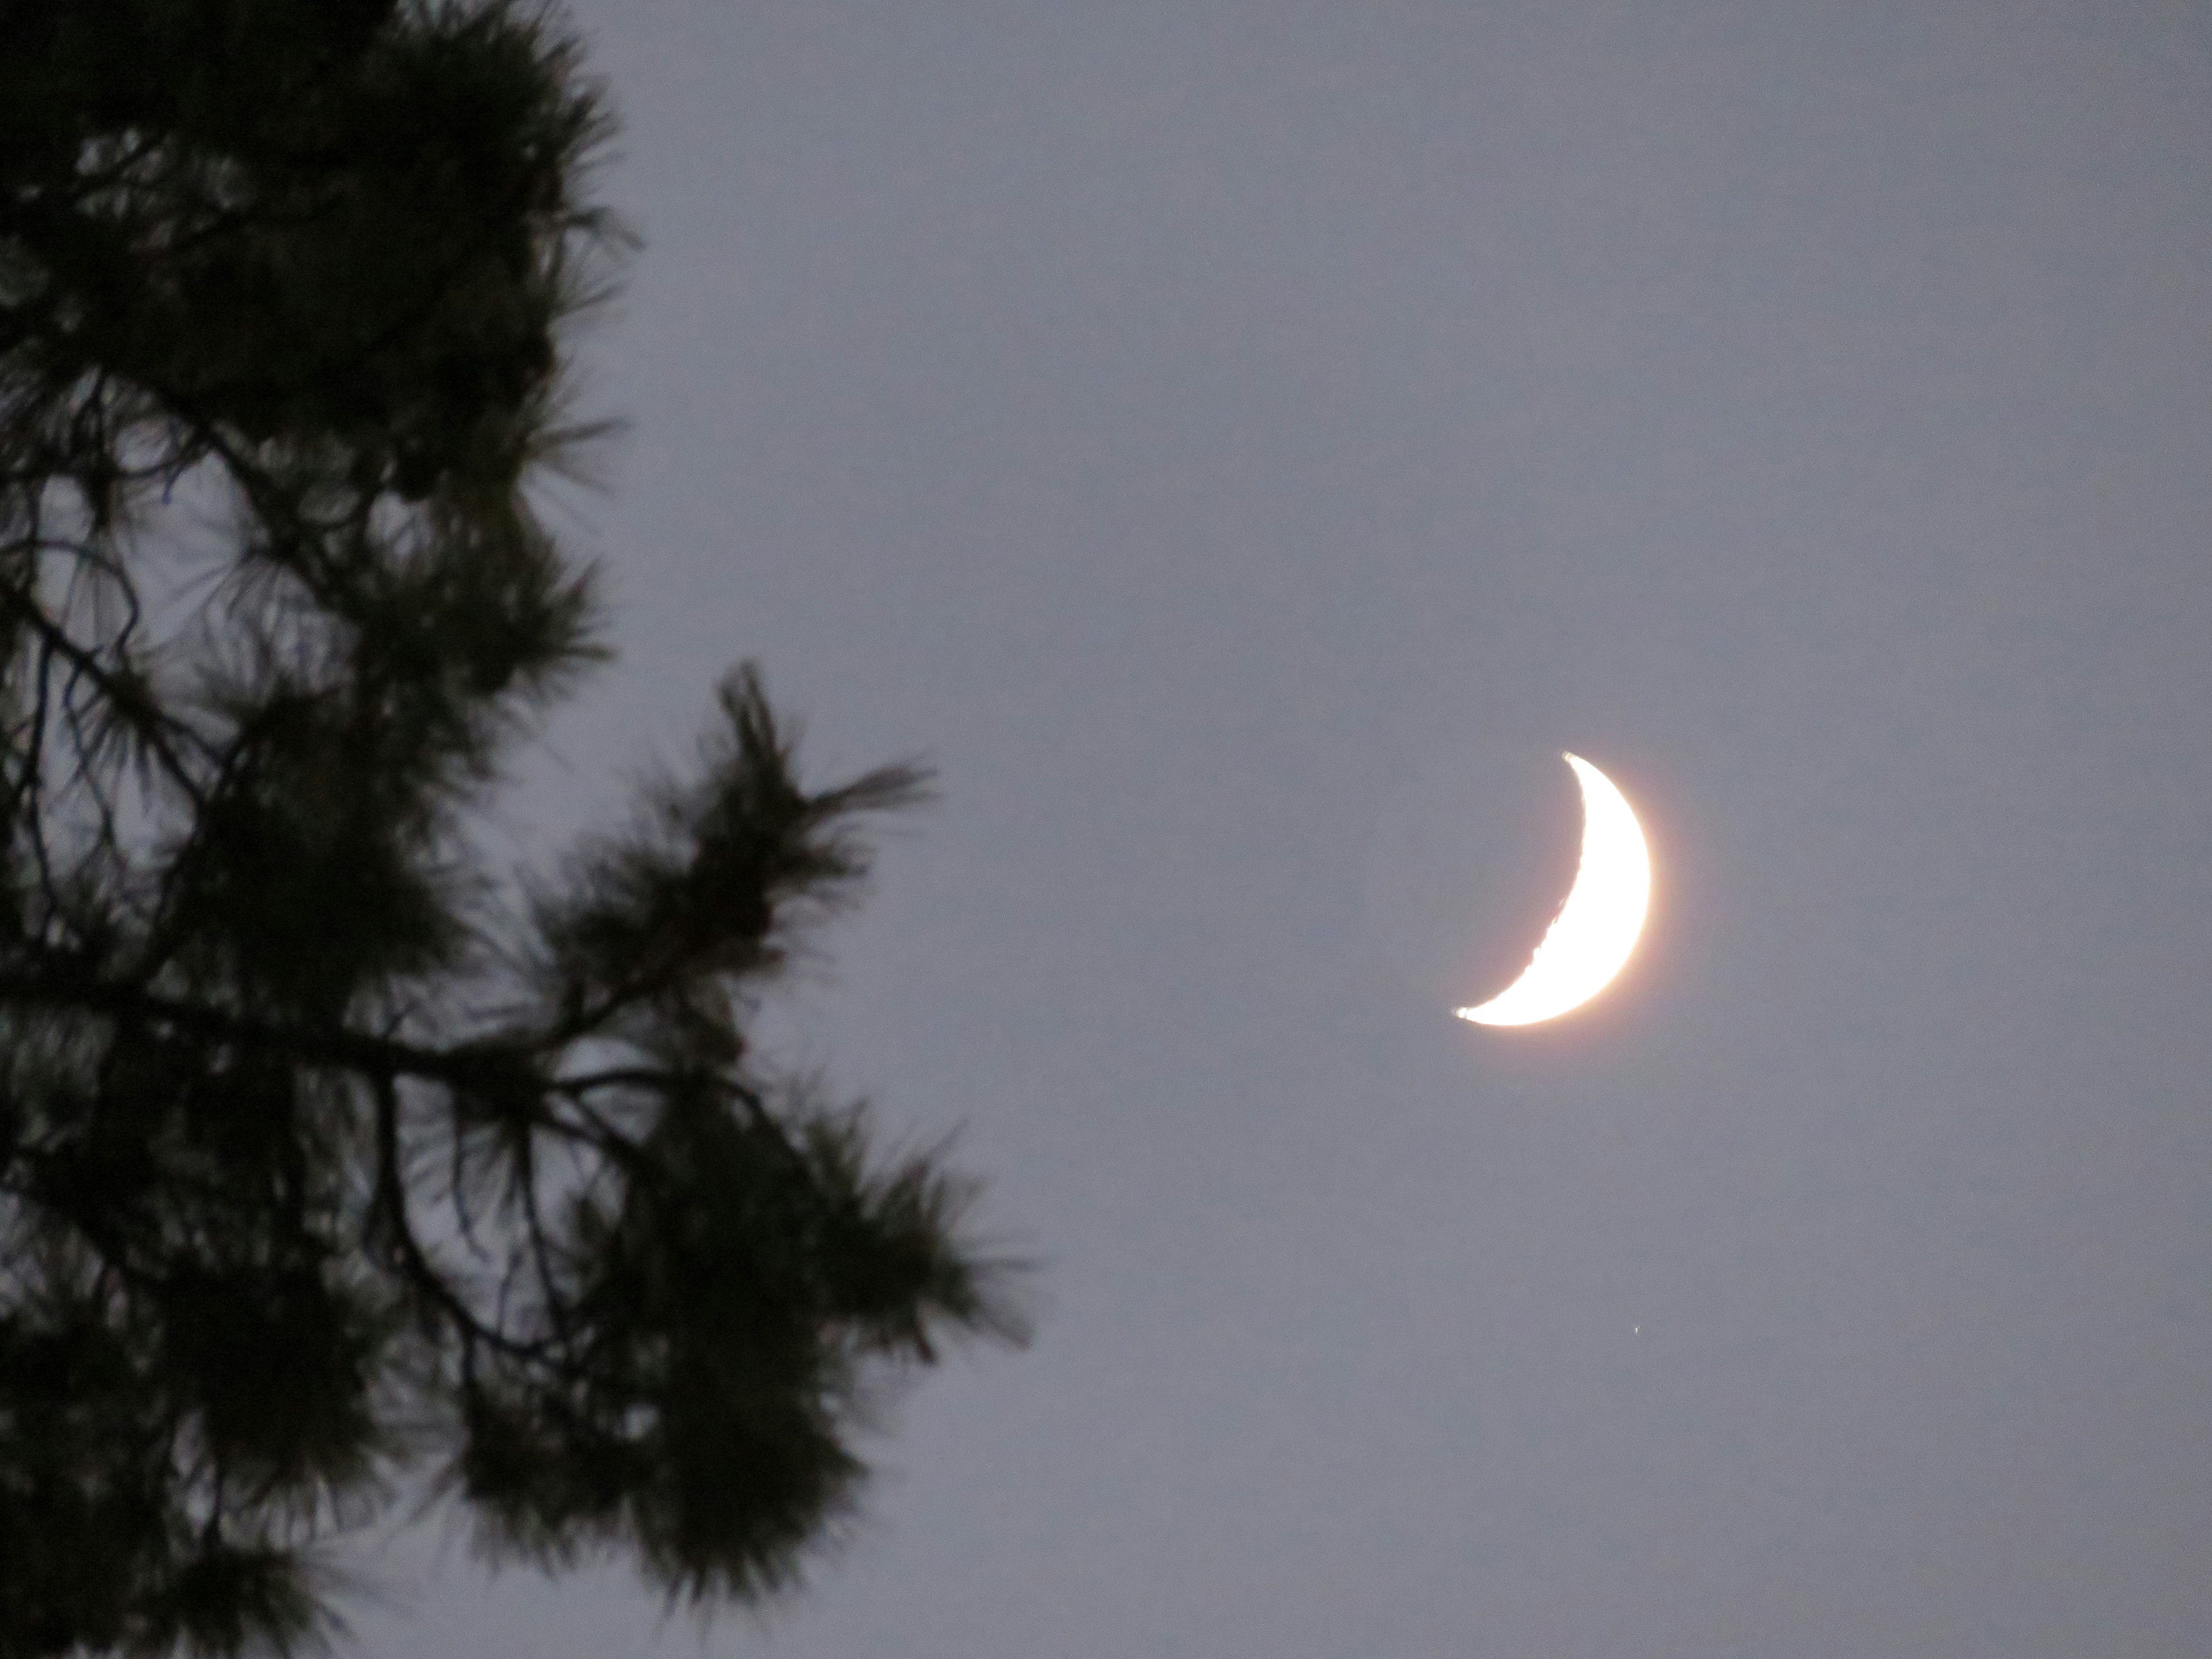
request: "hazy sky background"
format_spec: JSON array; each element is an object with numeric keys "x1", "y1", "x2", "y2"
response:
[{"x1": 347, "y1": 2, "x2": 2212, "y2": 1654}]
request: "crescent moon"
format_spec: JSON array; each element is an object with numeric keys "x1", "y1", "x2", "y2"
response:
[{"x1": 1456, "y1": 753, "x2": 1652, "y2": 1028}]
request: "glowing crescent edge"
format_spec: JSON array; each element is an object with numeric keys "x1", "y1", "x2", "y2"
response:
[{"x1": 1455, "y1": 753, "x2": 1651, "y2": 1028}]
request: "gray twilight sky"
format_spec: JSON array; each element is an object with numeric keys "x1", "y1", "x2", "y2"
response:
[{"x1": 347, "y1": 3, "x2": 2212, "y2": 1655}]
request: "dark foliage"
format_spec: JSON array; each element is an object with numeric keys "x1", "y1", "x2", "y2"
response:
[{"x1": 0, "y1": 3, "x2": 1025, "y2": 1652}]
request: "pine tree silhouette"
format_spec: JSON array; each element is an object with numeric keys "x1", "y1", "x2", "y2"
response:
[{"x1": 0, "y1": 4, "x2": 1025, "y2": 1652}]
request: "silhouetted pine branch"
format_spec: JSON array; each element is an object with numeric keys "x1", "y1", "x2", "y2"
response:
[{"x1": 0, "y1": 3, "x2": 1026, "y2": 1653}]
